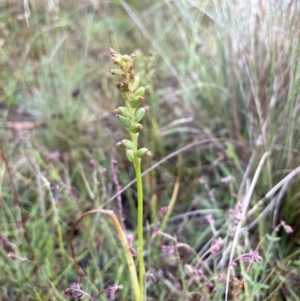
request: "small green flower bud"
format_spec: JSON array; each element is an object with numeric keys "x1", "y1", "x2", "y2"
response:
[
  {"x1": 136, "y1": 148, "x2": 152, "y2": 158},
  {"x1": 130, "y1": 123, "x2": 143, "y2": 133},
  {"x1": 130, "y1": 96, "x2": 144, "y2": 108},
  {"x1": 130, "y1": 74, "x2": 140, "y2": 92},
  {"x1": 110, "y1": 69, "x2": 125, "y2": 76},
  {"x1": 118, "y1": 115, "x2": 131, "y2": 128},
  {"x1": 135, "y1": 107, "x2": 146, "y2": 123},
  {"x1": 126, "y1": 149, "x2": 135, "y2": 163},
  {"x1": 111, "y1": 57, "x2": 123, "y2": 65},
  {"x1": 121, "y1": 139, "x2": 135, "y2": 150},
  {"x1": 121, "y1": 55, "x2": 131, "y2": 62},
  {"x1": 133, "y1": 87, "x2": 146, "y2": 98},
  {"x1": 114, "y1": 107, "x2": 131, "y2": 117}
]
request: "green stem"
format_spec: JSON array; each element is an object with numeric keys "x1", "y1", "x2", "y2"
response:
[{"x1": 134, "y1": 155, "x2": 145, "y2": 300}]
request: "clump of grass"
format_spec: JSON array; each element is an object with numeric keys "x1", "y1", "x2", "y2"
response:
[{"x1": 118, "y1": 0, "x2": 300, "y2": 299}]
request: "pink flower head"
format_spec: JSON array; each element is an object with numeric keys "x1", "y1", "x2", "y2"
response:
[
  {"x1": 160, "y1": 206, "x2": 169, "y2": 214},
  {"x1": 161, "y1": 245, "x2": 175, "y2": 254},
  {"x1": 147, "y1": 272, "x2": 157, "y2": 283},
  {"x1": 281, "y1": 220, "x2": 293, "y2": 234},
  {"x1": 250, "y1": 251, "x2": 262, "y2": 263},
  {"x1": 210, "y1": 237, "x2": 224, "y2": 253},
  {"x1": 204, "y1": 214, "x2": 214, "y2": 224},
  {"x1": 184, "y1": 264, "x2": 204, "y2": 282},
  {"x1": 194, "y1": 268, "x2": 204, "y2": 281},
  {"x1": 127, "y1": 233, "x2": 135, "y2": 245},
  {"x1": 231, "y1": 202, "x2": 243, "y2": 224},
  {"x1": 64, "y1": 283, "x2": 84, "y2": 299},
  {"x1": 230, "y1": 251, "x2": 263, "y2": 267},
  {"x1": 105, "y1": 284, "x2": 123, "y2": 299},
  {"x1": 221, "y1": 176, "x2": 232, "y2": 184}
]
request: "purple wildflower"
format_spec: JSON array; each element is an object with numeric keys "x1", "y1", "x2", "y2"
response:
[
  {"x1": 105, "y1": 284, "x2": 123, "y2": 300},
  {"x1": 204, "y1": 214, "x2": 214, "y2": 224},
  {"x1": 184, "y1": 264, "x2": 204, "y2": 283},
  {"x1": 194, "y1": 268, "x2": 204, "y2": 281},
  {"x1": 129, "y1": 246, "x2": 137, "y2": 256},
  {"x1": 281, "y1": 220, "x2": 293, "y2": 234},
  {"x1": 127, "y1": 233, "x2": 134, "y2": 245},
  {"x1": 161, "y1": 245, "x2": 175, "y2": 254},
  {"x1": 210, "y1": 237, "x2": 224, "y2": 253},
  {"x1": 231, "y1": 202, "x2": 243, "y2": 224},
  {"x1": 64, "y1": 283, "x2": 84, "y2": 299},
  {"x1": 221, "y1": 176, "x2": 232, "y2": 184},
  {"x1": 160, "y1": 206, "x2": 169, "y2": 214},
  {"x1": 147, "y1": 272, "x2": 157, "y2": 283},
  {"x1": 230, "y1": 251, "x2": 263, "y2": 267}
]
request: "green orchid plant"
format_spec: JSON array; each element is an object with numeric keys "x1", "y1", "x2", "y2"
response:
[{"x1": 110, "y1": 48, "x2": 151, "y2": 301}]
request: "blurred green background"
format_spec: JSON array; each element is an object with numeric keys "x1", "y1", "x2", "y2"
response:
[{"x1": 0, "y1": 1, "x2": 300, "y2": 300}]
